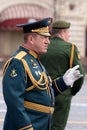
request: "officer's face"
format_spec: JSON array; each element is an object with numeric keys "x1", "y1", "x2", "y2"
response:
[{"x1": 29, "y1": 34, "x2": 50, "y2": 55}]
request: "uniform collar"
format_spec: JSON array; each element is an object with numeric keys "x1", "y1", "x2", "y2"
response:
[
  {"x1": 20, "y1": 45, "x2": 38, "y2": 58},
  {"x1": 52, "y1": 36, "x2": 65, "y2": 42}
]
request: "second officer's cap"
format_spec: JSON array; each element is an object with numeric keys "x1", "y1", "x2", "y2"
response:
[
  {"x1": 52, "y1": 20, "x2": 70, "y2": 29},
  {"x1": 16, "y1": 17, "x2": 53, "y2": 36}
]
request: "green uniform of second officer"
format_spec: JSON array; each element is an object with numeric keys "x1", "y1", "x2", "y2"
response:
[{"x1": 40, "y1": 20, "x2": 85, "y2": 130}]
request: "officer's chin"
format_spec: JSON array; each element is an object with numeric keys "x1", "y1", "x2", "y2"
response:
[
  {"x1": 44, "y1": 49, "x2": 48, "y2": 54},
  {"x1": 40, "y1": 50, "x2": 47, "y2": 55}
]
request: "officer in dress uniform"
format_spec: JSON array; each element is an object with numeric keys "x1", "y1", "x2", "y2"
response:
[
  {"x1": 2, "y1": 18, "x2": 83, "y2": 130},
  {"x1": 40, "y1": 20, "x2": 85, "y2": 130}
]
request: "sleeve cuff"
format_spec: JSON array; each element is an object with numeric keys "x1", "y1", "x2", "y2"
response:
[
  {"x1": 52, "y1": 77, "x2": 68, "y2": 96},
  {"x1": 27, "y1": 128, "x2": 34, "y2": 130},
  {"x1": 19, "y1": 124, "x2": 34, "y2": 130}
]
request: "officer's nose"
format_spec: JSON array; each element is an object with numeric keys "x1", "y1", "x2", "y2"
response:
[{"x1": 45, "y1": 37, "x2": 50, "y2": 44}]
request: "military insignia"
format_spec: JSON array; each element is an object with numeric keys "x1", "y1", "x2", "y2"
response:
[
  {"x1": 32, "y1": 63, "x2": 38, "y2": 69},
  {"x1": 77, "y1": 53, "x2": 80, "y2": 59},
  {"x1": 10, "y1": 69, "x2": 17, "y2": 77},
  {"x1": 35, "y1": 71, "x2": 39, "y2": 76},
  {"x1": 33, "y1": 63, "x2": 37, "y2": 66},
  {"x1": 48, "y1": 19, "x2": 52, "y2": 24},
  {"x1": 35, "y1": 70, "x2": 41, "y2": 76},
  {"x1": 38, "y1": 70, "x2": 41, "y2": 75},
  {"x1": 30, "y1": 59, "x2": 34, "y2": 62}
]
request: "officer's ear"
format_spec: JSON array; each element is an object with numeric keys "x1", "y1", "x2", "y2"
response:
[
  {"x1": 60, "y1": 29, "x2": 65, "y2": 36},
  {"x1": 28, "y1": 33, "x2": 37, "y2": 45},
  {"x1": 27, "y1": 34, "x2": 33, "y2": 44},
  {"x1": 24, "y1": 33, "x2": 33, "y2": 43}
]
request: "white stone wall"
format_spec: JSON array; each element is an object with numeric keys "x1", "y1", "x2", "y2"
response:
[
  {"x1": 0, "y1": 0, "x2": 53, "y2": 12},
  {"x1": 0, "y1": 0, "x2": 54, "y2": 56},
  {"x1": 53, "y1": 0, "x2": 87, "y2": 57},
  {"x1": 0, "y1": 30, "x2": 23, "y2": 55},
  {"x1": 0, "y1": 0, "x2": 87, "y2": 57}
]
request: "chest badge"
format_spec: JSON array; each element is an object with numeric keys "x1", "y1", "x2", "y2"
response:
[
  {"x1": 35, "y1": 70, "x2": 41, "y2": 76},
  {"x1": 30, "y1": 59, "x2": 34, "y2": 62},
  {"x1": 33, "y1": 63, "x2": 38, "y2": 68},
  {"x1": 30, "y1": 59, "x2": 38, "y2": 69},
  {"x1": 10, "y1": 69, "x2": 17, "y2": 77}
]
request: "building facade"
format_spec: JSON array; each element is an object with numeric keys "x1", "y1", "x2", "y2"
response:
[{"x1": 0, "y1": 0, "x2": 87, "y2": 60}]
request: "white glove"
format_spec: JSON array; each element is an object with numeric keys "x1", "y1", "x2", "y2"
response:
[{"x1": 63, "y1": 65, "x2": 83, "y2": 87}]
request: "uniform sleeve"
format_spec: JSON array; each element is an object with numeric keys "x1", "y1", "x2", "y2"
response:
[
  {"x1": 71, "y1": 45, "x2": 85, "y2": 96},
  {"x1": 52, "y1": 77, "x2": 69, "y2": 96},
  {"x1": 2, "y1": 58, "x2": 34, "y2": 130}
]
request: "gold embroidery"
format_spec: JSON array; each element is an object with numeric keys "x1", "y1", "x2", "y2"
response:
[
  {"x1": 32, "y1": 26, "x2": 49, "y2": 33},
  {"x1": 78, "y1": 53, "x2": 80, "y2": 59}
]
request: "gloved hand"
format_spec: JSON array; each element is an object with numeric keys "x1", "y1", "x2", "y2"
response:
[{"x1": 63, "y1": 65, "x2": 83, "y2": 87}]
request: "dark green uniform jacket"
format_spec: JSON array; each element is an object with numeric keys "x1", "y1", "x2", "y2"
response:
[
  {"x1": 40, "y1": 37, "x2": 85, "y2": 130},
  {"x1": 41, "y1": 37, "x2": 85, "y2": 95},
  {"x1": 2, "y1": 46, "x2": 68, "y2": 130}
]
